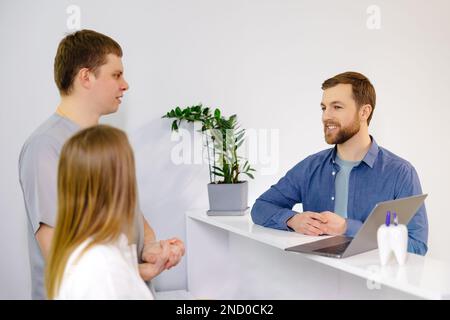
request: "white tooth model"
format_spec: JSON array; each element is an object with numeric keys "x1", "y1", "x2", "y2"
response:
[{"x1": 377, "y1": 212, "x2": 408, "y2": 266}]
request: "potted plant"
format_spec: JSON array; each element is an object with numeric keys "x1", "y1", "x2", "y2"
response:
[{"x1": 163, "y1": 104, "x2": 255, "y2": 214}]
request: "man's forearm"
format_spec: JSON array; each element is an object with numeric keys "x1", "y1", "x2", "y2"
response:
[
  {"x1": 251, "y1": 199, "x2": 296, "y2": 230},
  {"x1": 143, "y1": 216, "x2": 156, "y2": 244},
  {"x1": 139, "y1": 219, "x2": 160, "y2": 281},
  {"x1": 36, "y1": 223, "x2": 54, "y2": 260},
  {"x1": 407, "y1": 237, "x2": 428, "y2": 255},
  {"x1": 139, "y1": 262, "x2": 162, "y2": 281}
]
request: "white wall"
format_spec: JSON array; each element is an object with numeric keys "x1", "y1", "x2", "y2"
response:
[{"x1": 1, "y1": 0, "x2": 449, "y2": 299}]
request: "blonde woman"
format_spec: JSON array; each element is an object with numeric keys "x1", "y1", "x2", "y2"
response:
[{"x1": 46, "y1": 125, "x2": 157, "y2": 299}]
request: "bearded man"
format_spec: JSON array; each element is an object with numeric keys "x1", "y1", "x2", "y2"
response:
[{"x1": 251, "y1": 71, "x2": 428, "y2": 255}]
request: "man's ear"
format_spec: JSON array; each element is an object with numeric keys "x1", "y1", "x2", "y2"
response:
[
  {"x1": 360, "y1": 104, "x2": 372, "y2": 123},
  {"x1": 77, "y1": 68, "x2": 94, "y2": 90}
]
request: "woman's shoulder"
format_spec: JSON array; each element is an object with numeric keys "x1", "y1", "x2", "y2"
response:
[
  {"x1": 68, "y1": 235, "x2": 133, "y2": 270},
  {"x1": 57, "y1": 235, "x2": 152, "y2": 299}
]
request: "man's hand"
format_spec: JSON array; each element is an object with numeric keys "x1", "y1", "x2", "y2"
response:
[
  {"x1": 139, "y1": 240, "x2": 171, "y2": 281},
  {"x1": 319, "y1": 211, "x2": 347, "y2": 235},
  {"x1": 164, "y1": 238, "x2": 185, "y2": 270},
  {"x1": 287, "y1": 211, "x2": 328, "y2": 236},
  {"x1": 141, "y1": 237, "x2": 185, "y2": 274},
  {"x1": 139, "y1": 217, "x2": 185, "y2": 280}
]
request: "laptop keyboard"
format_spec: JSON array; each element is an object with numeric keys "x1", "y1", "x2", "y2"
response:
[{"x1": 313, "y1": 241, "x2": 351, "y2": 255}]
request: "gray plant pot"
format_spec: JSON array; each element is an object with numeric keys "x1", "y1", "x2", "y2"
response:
[{"x1": 207, "y1": 181, "x2": 248, "y2": 215}]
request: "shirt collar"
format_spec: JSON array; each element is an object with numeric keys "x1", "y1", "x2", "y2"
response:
[
  {"x1": 330, "y1": 135, "x2": 379, "y2": 168},
  {"x1": 54, "y1": 112, "x2": 81, "y2": 131}
]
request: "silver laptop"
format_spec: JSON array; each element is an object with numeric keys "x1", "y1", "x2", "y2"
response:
[{"x1": 285, "y1": 194, "x2": 427, "y2": 258}]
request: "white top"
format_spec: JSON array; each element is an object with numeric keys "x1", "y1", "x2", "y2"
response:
[
  {"x1": 187, "y1": 210, "x2": 450, "y2": 300},
  {"x1": 56, "y1": 234, "x2": 154, "y2": 300}
]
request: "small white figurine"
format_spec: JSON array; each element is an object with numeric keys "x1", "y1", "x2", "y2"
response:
[{"x1": 377, "y1": 211, "x2": 408, "y2": 266}]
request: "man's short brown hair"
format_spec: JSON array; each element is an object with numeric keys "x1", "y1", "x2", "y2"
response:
[
  {"x1": 54, "y1": 29, "x2": 123, "y2": 96},
  {"x1": 321, "y1": 71, "x2": 376, "y2": 125}
]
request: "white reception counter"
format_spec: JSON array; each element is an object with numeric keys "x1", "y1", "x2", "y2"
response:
[{"x1": 186, "y1": 210, "x2": 450, "y2": 300}]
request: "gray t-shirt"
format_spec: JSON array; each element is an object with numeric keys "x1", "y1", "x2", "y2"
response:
[
  {"x1": 18, "y1": 114, "x2": 145, "y2": 299},
  {"x1": 334, "y1": 155, "x2": 361, "y2": 218}
]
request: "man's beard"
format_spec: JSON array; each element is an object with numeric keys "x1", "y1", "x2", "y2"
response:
[{"x1": 324, "y1": 115, "x2": 360, "y2": 145}]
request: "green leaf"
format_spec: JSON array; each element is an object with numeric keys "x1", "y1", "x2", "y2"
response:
[
  {"x1": 214, "y1": 108, "x2": 221, "y2": 119},
  {"x1": 236, "y1": 139, "x2": 245, "y2": 149},
  {"x1": 175, "y1": 107, "x2": 182, "y2": 116},
  {"x1": 235, "y1": 128, "x2": 245, "y2": 135},
  {"x1": 243, "y1": 172, "x2": 254, "y2": 179},
  {"x1": 212, "y1": 166, "x2": 224, "y2": 172},
  {"x1": 235, "y1": 131, "x2": 245, "y2": 142},
  {"x1": 171, "y1": 120, "x2": 178, "y2": 131}
]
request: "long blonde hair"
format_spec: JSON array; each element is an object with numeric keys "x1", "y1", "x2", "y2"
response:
[{"x1": 46, "y1": 125, "x2": 137, "y2": 299}]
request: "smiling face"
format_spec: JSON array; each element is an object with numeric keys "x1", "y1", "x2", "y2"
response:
[
  {"x1": 89, "y1": 54, "x2": 129, "y2": 115},
  {"x1": 321, "y1": 83, "x2": 362, "y2": 145}
]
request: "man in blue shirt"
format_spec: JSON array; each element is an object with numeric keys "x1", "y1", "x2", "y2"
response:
[{"x1": 251, "y1": 71, "x2": 428, "y2": 255}]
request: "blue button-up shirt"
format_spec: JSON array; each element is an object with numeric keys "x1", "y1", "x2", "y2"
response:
[{"x1": 251, "y1": 137, "x2": 428, "y2": 255}]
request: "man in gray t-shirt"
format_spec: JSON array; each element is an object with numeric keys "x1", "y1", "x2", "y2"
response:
[
  {"x1": 19, "y1": 114, "x2": 80, "y2": 299},
  {"x1": 19, "y1": 30, "x2": 184, "y2": 299}
]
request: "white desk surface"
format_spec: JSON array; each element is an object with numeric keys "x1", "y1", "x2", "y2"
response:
[{"x1": 187, "y1": 210, "x2": 450, "y2": 300}]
